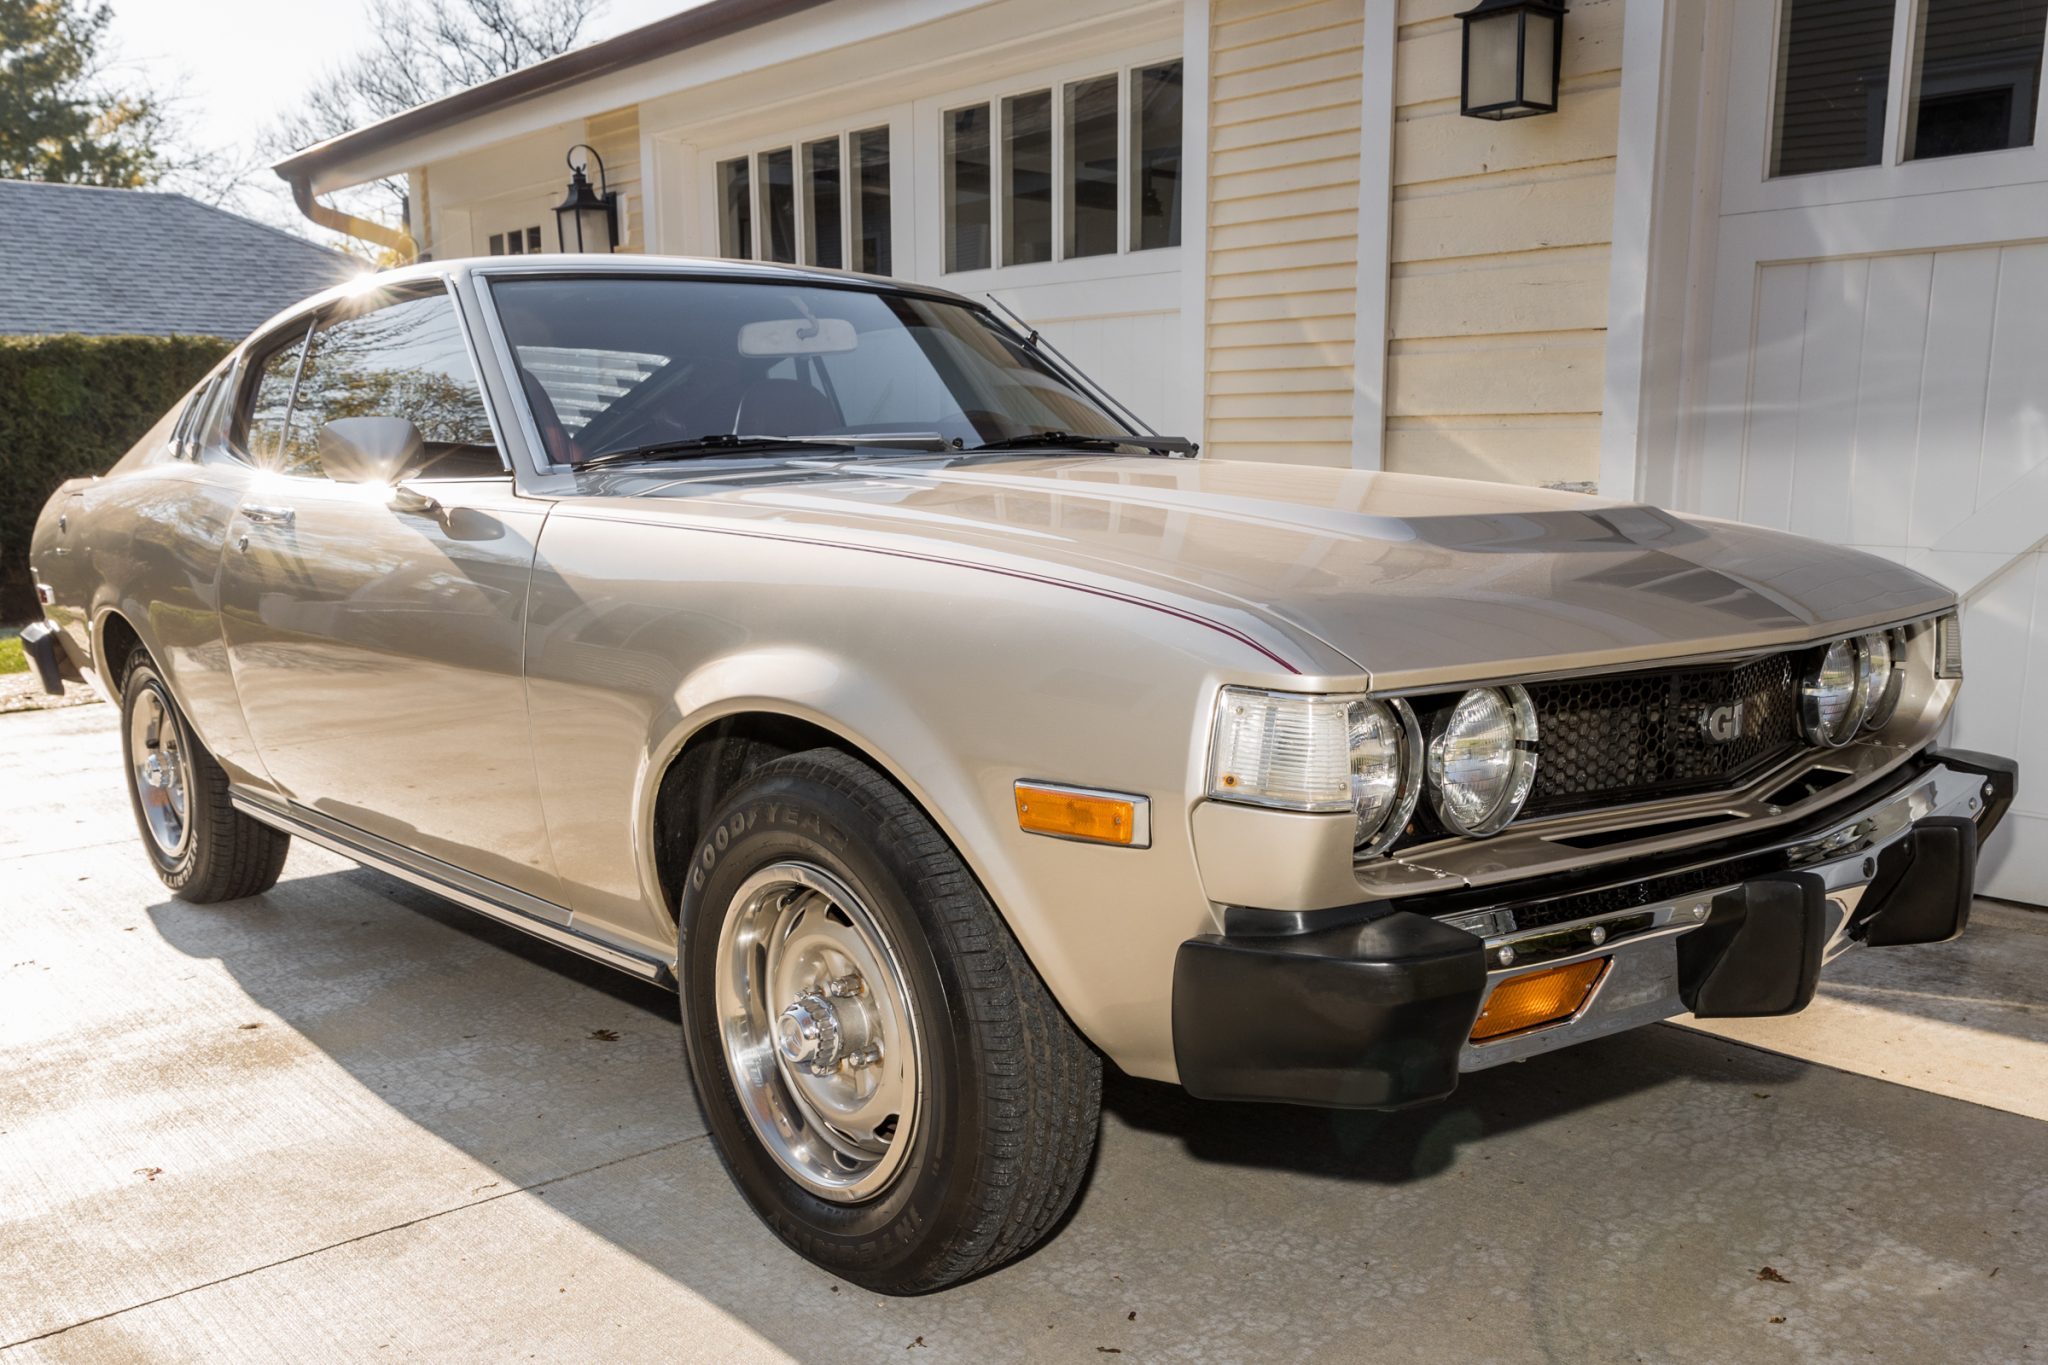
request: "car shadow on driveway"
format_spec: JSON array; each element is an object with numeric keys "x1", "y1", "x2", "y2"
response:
[
  {"x1": 123, "y1": 858, "x2": 2048, "y2": 1364},
  {"x1": 145, "y1": 858, "x2": 1798, "y2": 1214}
]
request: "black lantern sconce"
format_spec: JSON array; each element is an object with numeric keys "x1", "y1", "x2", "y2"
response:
[
  {"x1": 1456, "y1": 0, "x2": 1568, "y2": 120},
  {"x1": 554, "y1": 143, "x2": 620, "y2": 252}
]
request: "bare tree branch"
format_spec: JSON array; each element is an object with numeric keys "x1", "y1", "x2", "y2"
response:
[{"x1": 261, "y1": 0, "x2": 601, "y2": 233}]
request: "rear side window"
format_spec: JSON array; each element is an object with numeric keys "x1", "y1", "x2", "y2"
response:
[
  {"x1": 283, "y1": 290, "x2": 500, "y2": 478},
  {"x1": 240, "y1": 323, "x2": 311, "y2": 466}
]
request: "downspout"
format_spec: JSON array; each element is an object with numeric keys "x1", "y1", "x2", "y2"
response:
[{"x1": 283, "y1": 171, "x2": 419, "y2": 262}]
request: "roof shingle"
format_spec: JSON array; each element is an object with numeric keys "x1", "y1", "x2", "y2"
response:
[{"x1": 0, "y1": 180, "x2": 362, "y2": 340}]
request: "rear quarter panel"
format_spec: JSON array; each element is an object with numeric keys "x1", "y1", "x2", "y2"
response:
[{"x1": 30, "y1": 399, "x2": 266, "y2": 788}]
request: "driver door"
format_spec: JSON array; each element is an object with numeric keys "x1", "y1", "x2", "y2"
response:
[{"x1": 218, "y1": 286, "x2": 563, "y2": 906}]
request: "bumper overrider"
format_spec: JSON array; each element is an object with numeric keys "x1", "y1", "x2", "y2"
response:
[{"x1": 1173, "y1": 748, "x2": 2017, "y2": 1110}]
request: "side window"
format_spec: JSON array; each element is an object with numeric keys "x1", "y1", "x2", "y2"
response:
[
  {"x1": 240, "y1": 325, "x2": 310, "y2": 467},
  {"x1": 286, "y1": 290, "x2": 501, "y2": 479}
]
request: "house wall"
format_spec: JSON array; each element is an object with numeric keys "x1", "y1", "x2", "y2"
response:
[
  {"x1": 1199, "y1": 0, "x2": 1368, "y2": 467},
  {"x1": 583, "y1": 106, "x2": 644, "y2": 253},
  {"x1": 1383, "y1": 0, "x2": 1624, "y2": 487}
]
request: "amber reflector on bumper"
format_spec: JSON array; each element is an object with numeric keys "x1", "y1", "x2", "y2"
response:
[
  {"x1": 1470, "y1": 958, "x2": 1608, "y2": 1042},
  {"x1": 1014, "y1": 783, "x2": 1141, "y2": 846}
]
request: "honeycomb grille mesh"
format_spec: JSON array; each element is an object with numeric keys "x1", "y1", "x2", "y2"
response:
[{"x1": 1521, "y1": 653, "x2": 1807, "y2": 817}]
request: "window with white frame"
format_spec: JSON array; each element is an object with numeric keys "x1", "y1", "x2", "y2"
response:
[
  {"x1": 488, "y1": 225, "x2": 544, "y2": 255},
  {"x1": 943, "y1": 59, "x2": 1183, "y2": 273},
  {"x1": 1771, "y1": 0, "x2": 2048, "y2": 177},
  {"x1": 716, "y1": 126, "x2": 893, "y2": 273}
]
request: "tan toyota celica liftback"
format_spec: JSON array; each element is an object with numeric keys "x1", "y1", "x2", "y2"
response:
[{"x1": 24, "y1": 257, "x2": 2015, "y2": 1292}]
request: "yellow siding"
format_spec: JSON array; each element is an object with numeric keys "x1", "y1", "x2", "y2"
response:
[
  {"x1": 1385, "y1": 0, "x2": 1623, "y2": 487},
  {"x1": 584, "y1": 106, "x2": 644, "y2": 254},
  {"x1": 1202, "y1": 0, "x2": 1367, "y2": 467}
]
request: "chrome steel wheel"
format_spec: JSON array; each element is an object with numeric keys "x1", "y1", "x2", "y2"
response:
[
  {"x1": 129, "y1": 684, "x2": 193, "y2": 860},
  {"x1": 714, "y1": 861, "x2": 923, "y2": 1202}
]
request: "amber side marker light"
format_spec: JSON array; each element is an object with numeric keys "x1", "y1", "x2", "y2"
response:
[
  {"x1": 1014, "y1": 782, "x2": 1149, "y2": 848},
  {"x1": 1470, "y1": 957, "x2": 1609, "y2": 1042}
]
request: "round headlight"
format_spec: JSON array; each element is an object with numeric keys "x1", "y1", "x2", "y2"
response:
[
  {"x1": 1802, "y1": 639, "x2": 1867, "y2": 747},
  {"x1": 1426, "y1": 686, "x2": 1539, "y2": 837},
  {"x1": 1860, "y1": 630, "x2": 1905, "y2": 730},
  {"x1": 1351, "y1": 698, "x2": 1421, "y2": 853}
]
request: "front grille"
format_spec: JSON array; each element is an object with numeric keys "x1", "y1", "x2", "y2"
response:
[{"x1": 1519, "y1": 652, "x2": 1809, "y2": 818}]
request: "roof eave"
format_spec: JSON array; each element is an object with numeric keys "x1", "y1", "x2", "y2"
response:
[{"x1": 271, "y1": 0, "x2": 833, "y2": 191}]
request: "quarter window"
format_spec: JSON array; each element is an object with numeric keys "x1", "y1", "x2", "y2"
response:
[
  {"x1": 944, "y1": 59, "x2": 1182, "y2": 274},
  {"x1": 717, "y1": 125, "x2": 893, "y2": 274},
  {"x1": 240, "y1": 323, "x2": 311, "y2": 465}
]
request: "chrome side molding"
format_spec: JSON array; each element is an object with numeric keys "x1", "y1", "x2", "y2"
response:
[{"x1": 230, "y1": 792, "x2": 676, "y2": 988}]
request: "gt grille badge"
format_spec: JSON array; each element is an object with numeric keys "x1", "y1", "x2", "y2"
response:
[{"x1": 1699, "y1": 700, "x2": 1747, "y2": 744}]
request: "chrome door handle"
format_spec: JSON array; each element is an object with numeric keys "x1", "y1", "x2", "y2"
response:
[{"x1": 244, "y1": 505, "x2": 296, "y2": 526}]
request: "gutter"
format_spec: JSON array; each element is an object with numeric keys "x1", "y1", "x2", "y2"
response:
[{"x1": 284, "y1": 173, "x2": 417, "y2": 261}]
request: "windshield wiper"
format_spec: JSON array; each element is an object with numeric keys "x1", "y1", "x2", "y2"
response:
[
  {"x1": 579, "y1": 431, "x2": 951, "y2": 471},
  {"x1": 967, "y1": 430, "x2": 1198, "y2": 456}
]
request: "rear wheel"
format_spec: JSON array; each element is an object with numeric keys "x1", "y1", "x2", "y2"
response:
[
  {"x1": 677, "y1": 748, "x2": 1100, "y2": 1293},
  {"x1": 120, "y1": 656, "x2": 289, "y2": 902}
]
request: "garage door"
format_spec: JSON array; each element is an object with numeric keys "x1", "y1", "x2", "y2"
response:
[{"x1": 1677, "y1": 0, "x2": 2048, "y2": 903}]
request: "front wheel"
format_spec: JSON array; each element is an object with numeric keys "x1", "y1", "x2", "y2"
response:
[{"x1": 677, "y1": 749, "x2": 1101, "y2": 1294}]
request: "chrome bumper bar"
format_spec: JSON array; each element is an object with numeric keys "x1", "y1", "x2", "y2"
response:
[{"x1": 1456, "y1": 757, "x2": 2000, "y2": 1072}]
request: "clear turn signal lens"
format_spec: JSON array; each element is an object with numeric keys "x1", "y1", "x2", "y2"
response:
[{"x1": 1209, "y1": 689, "x2": 1362, "y2": 812}]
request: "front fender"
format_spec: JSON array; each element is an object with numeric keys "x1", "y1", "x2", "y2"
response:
[{"x1": 523, "y1": 512, "x2": 1340, "y2": 1081}]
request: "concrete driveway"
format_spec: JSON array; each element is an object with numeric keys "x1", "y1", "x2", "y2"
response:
[{"x1": 3, "y1": 701, "x2": 2044, "y2": 1362}]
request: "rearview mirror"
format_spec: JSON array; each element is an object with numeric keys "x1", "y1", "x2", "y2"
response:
[
  {"x1": 738, "y1": 317, "x2": 858, "y2": 356},
  {"x1": 318, "y1": 417, "x2": 426, "y2": 486}
]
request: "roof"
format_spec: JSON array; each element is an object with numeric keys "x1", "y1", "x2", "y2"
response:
[
  {"x1": 0, "y1": 180, "x2": 363, "y2": 339},
  {"x1": 272, "y1": 0, "x2": 832, "y2": 194}
]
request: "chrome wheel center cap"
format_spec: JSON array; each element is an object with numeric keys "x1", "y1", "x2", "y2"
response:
[
  {"x1": 142, "y1": 754, "x2": 167, "y2": 789},
  {"x1": 777, "y1": 993, "x2": 840, "y2": 1072}
]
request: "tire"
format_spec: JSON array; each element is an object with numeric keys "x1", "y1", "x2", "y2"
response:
[
  {"x1": 677, "y1": 748, "x2": 1101, "y2": 1294},
  {"x1": 119, "y1": 655, "x2": 290, "y2": 903}
]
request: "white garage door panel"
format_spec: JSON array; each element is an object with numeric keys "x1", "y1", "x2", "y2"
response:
[{"x1": 1707, "y1": 240, "x2": 2048, "y2": 903}]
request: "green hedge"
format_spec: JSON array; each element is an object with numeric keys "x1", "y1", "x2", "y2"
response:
[{"x1": 0, "y1": 334, "x2": 233, "y2": 622}]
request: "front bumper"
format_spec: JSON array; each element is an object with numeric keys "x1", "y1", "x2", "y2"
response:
[{"x1": 1172, "y1": 748, "x2": 2016, "y2": 1109}]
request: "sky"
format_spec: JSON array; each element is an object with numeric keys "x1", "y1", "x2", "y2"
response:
[{"x1": 107, "y1": 0, "x2": 686, "y2": 234}]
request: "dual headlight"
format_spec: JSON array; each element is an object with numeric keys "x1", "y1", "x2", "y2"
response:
[
  {"x1": 1800, "y1": 629, "x2": 1908, "y2": 747},
  {"x1": 1208, "y1": 684, "x2": 1539, "y2": 852}
]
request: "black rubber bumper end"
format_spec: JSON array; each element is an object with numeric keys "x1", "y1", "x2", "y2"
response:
[
  {"x1": 18, "y1": 621, "x2": 67, "y2": 697},
  {"x1": 1173, "y1": 911, "x2": 1487, "y2": 1111},
  {"x1": 1679, "y1": 874, "x2": 1828, "y2": 1019},
  {"x1": 1855, "y1": 816, "x2": 1979, "y2": 948}
]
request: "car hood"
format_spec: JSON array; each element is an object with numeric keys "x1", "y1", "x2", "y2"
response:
[{"x1": 579, "y1": 454, "x2": 1953, "y2": 686}]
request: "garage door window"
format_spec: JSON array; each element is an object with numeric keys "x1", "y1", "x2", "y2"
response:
[
  {"x1": 717, "y1": 125, "x2": 892, "y2": 274},
  {"x1": 944, "y1": 59, "x2": 1183, "y2": 274},
  {"x1": 1772, "y1": 0, "x2": 2048, "y2": 177},
  {"x1": 1906, "y1": 0, "x2": 2048, "y2": 160}
]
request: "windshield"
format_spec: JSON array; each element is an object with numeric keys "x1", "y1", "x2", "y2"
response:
[{"x1": 486, "y1": 275, "x2": 1135, "y2": 466}]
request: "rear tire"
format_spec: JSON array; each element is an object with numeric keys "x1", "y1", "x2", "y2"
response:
[
  {"x1": 677, "y1": 748, "x2": 1100, "y2": 1294},
  {"x1": 119, "y1": 655, "x2": 290, "y2": 903}
]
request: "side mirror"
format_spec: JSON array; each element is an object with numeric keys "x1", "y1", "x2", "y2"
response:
[{"x1": 317, "y1": 417, "x2": 426, "y2": 486}]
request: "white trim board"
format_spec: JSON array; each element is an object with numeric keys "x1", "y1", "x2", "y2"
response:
[
  {"x1": 1349, "y1": 0, "x2": 1397, "y2": 471},
  {"x1": 1596, "y1": 0, "x2": 1673, "y2": 499}
]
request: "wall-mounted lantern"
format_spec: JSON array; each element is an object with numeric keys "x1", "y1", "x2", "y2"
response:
[
  {"x1": 554, "y1": 144, "x2": 620, "y2": 252},
  {"x1": 1456, "y1": 0, "x2": 1568, "y2": 120}
]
